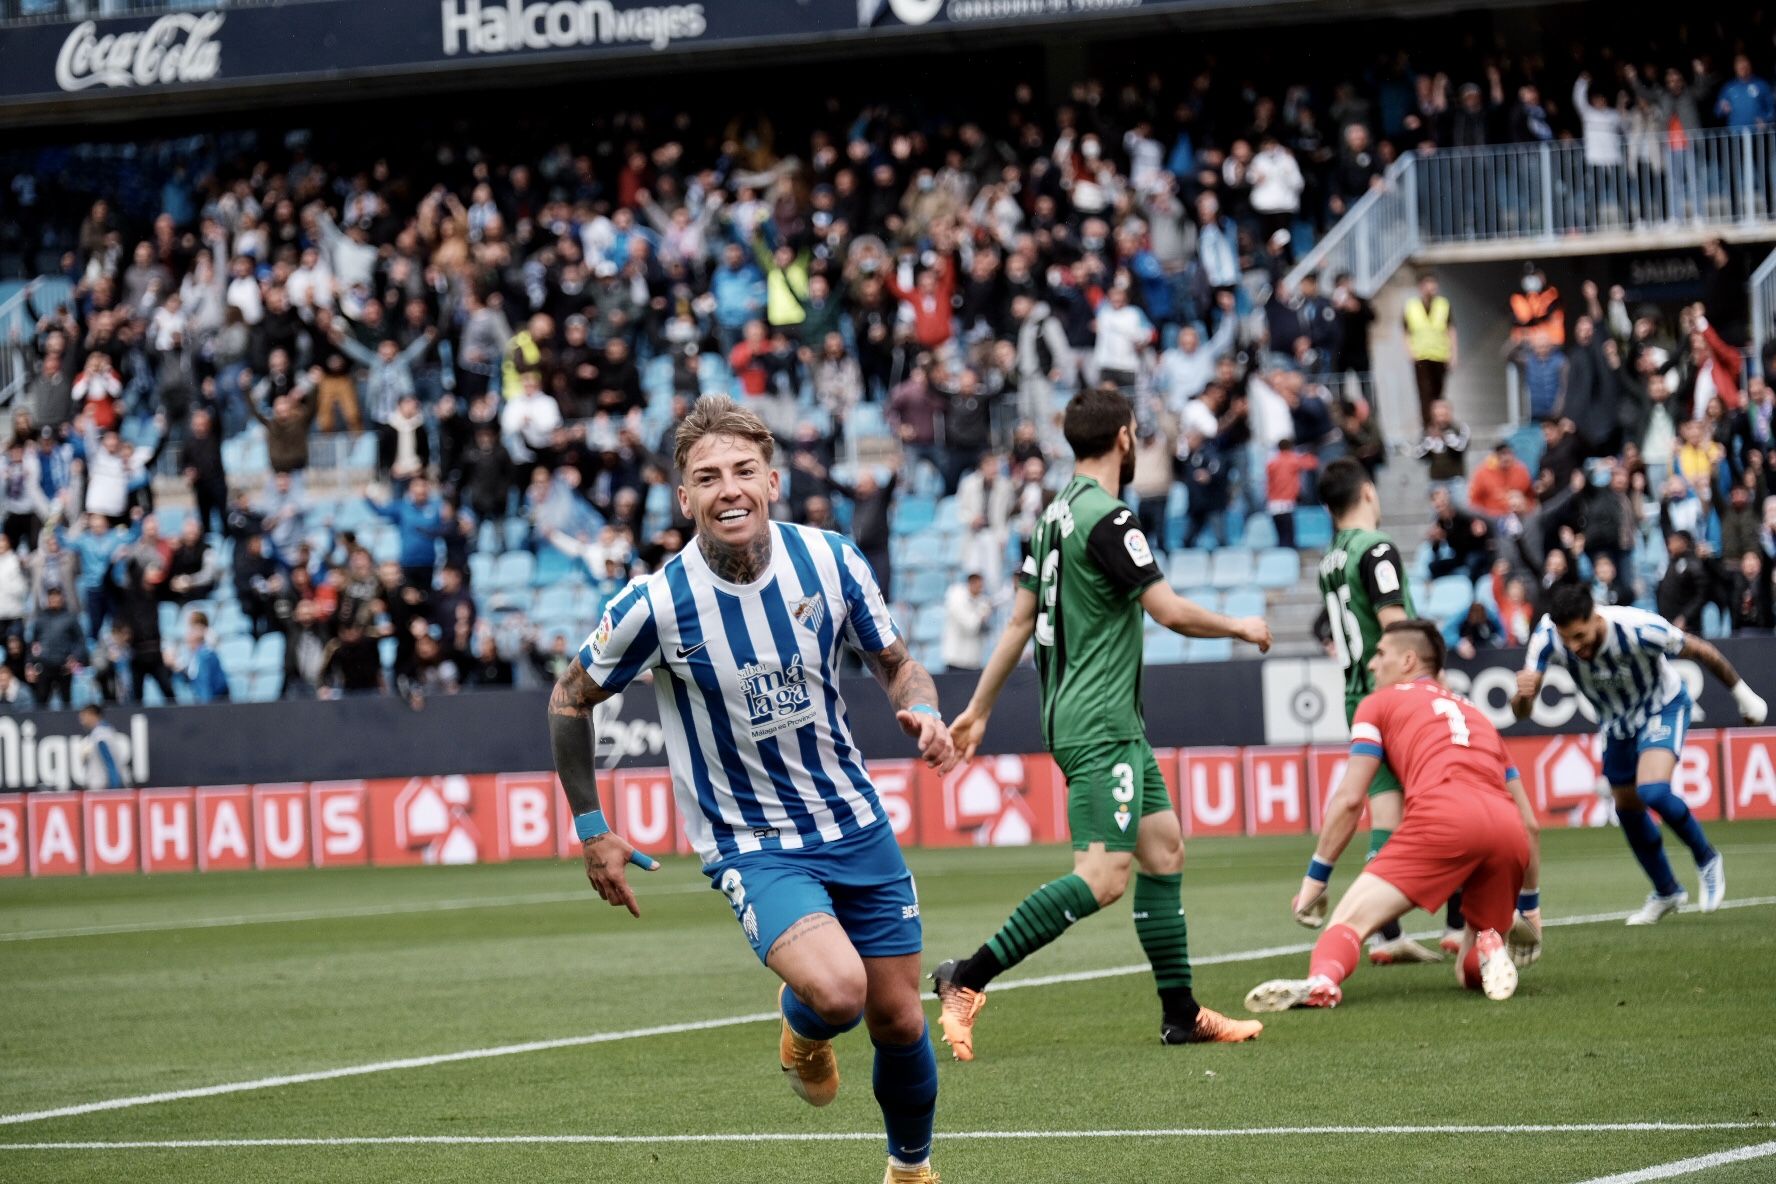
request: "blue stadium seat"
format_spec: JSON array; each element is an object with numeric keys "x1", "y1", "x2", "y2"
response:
[
  {"x1": 933, "y1": 497, "x2": 962, "y2": 531},
  {"x1": 906, "y1": 568, "x2": 948, "y2": 607},
  {"x1": 912, "y1": 604, "x2": 947, "y2": 645},
  {"x1": 1186, "y1": 636, "x2": 1234, "y2": 662},
  {"x1": 211, "y1": 601, "x2": 246, "y2": 637},
  {"x1": 503, "y1": 517, "x2": 530, "y2": 552},
  {"x1": 1168, "y1": 549, "x2": 1210, "y2": 588},
  {"x1": 476, "y1": 521, "x2": 502, "y2": 554},
  {"x1": 378, "y1": 637, "x2": 398, "y2": 670},
  {"x1": 217, "y1": 635, "x2": 255, "y2": 676},
  {"x1": 1703, "y1": 603, "x2": 1729, "y2": 639},
  {"x1": 1223, "y1": 588, "x2": 1265, "y2": 619},
  {"x1": 252, "y1": 632, "x2": 286, "y2": 674},
  {"x1": 1254, "y1": 547, "x2": 1301, "y2": 589},
  {"x1": 495, "y1": 551, "x2": 536, "y2": 590},
  {"x1": 1243, "y1": 513, "x2": 1279, "y2": 549},
  {"x1": 534, "y1": 545, "x2": 577, "y2": 585},
  {"x1": 1209, "y1": 547, "x2": 1254, "y2": 589},
  {"x1": 1146, "y1": 632, "x2": 1187, "y2": 664},
  {"x1": 535, "y1": 583, "x2": 578, "y2": 621},
  {"x1": 1427, "y1": 575, "x2": 1475, "y2": 620},
  {"x1": 347, "y1": 434, "x2": 379, "y2": 470},
  {"x1": 468, "y1": 552, "x2": 496, "y2": 587},
  {"x1": 1293, "y1": 506, "x2": 1333, "y2": 549},
  {"x1": 1410, "y1": 542, "x2": 1434, "y2": 583},
  {"x1": 892, "y1": 496, "x2": 936, "y2": 536},
  {"x1": 1180, "y1": 587, "x2": 1222, "y2": 612},
  {"x1": 158, "y1": 602, "x2": 178, "y2": 638}
]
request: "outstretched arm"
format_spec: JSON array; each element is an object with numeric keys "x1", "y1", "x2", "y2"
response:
[
  {"x1": 549, "y1": 662, "x2": 655, "y2": 916},
  {"x1": 944, "y1": 586, "x2": 1037, "y2": 770},
  {"x1": 1140, "y1": 582, "x2": 1272, "y2": 650},
  {"x1": 861, "y1": 638, "x2": 954, "y2": 770},
  {"x1": 1680, "y1": 634, "x2": 1767, "y2": 722}
]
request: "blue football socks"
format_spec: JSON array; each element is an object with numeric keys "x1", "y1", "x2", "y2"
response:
[
  {"x1": 1637, "y1": 781, "x2": 1717, "y2": 867},
  {"x1": 873, "y1": 1023, "x2": 938, "y2": 1165}
]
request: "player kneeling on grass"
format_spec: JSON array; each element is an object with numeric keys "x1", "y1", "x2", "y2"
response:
[
  {"x1": 548, "y1": 396, "x2": 953, "y2": 1184},
  {"x1": 1245, "y1": 621, "x2": 1542, "y2": 1012}
]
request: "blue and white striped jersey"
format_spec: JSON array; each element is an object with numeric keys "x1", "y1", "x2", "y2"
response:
[
  {"x1": 578, "y1": 521, "x2": 901, "y2": 865},
  {"x1": 1525, "y1": 606, "x2": 1688, "y2": 739}
]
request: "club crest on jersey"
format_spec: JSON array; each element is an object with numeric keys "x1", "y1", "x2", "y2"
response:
[
  {"x1": 741, "y1": 653, "x2": 816, "y2": 740},
  {"x1": 790, "y1": 595, "x2": 826, "y2": 635},
  {"x1": 1114, "y1": 806, "x2": 1132, "y2": 832}
]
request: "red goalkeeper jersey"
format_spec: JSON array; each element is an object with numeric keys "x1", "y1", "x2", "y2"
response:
[{"x1": 1349, "y1": 677, "x2": 1515, "y2": 805}]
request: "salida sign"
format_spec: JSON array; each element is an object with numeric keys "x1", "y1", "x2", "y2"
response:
[{"x1": 6, "y1": 729, "x2": 1769, "y2": 877}]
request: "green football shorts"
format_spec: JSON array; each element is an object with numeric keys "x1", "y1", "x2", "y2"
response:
[{"x1": 1054, "y1": 738, "x2": 1172, "y2": 852}]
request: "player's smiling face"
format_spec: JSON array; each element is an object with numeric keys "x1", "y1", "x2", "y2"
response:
[
  {"x1": 1557, "y1": 616, "x2": 1605, "y2": 661},
  {"x1": 679, "y1": 433, "x2": 779, "y2": 551}
]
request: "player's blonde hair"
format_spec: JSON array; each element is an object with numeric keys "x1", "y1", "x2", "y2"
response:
[{"x1": 674, "y1": 394, "x2": 776, "y2": 473}]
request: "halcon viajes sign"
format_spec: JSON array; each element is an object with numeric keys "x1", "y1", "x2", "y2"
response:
[{"x1": 0, "y1": 0, "x2": 1199, "y2": 116}]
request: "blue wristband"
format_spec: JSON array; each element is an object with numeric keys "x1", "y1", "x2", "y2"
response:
[
  {"x1": 1307, "y1": 856, "x2": 1335, "y2": 884},
  {"x1": 1517, "y1": 890, "x2": 1540, "y2": 913},
  {"x1": 907, "y1": 704, "x2": 941, "y2": 718},
  {"x1": 573, "y1": 809, "x2": 610, "y2": 842}
]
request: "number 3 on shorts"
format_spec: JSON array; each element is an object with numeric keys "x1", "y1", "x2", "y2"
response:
[{"x1": 1111, "y1": 762, "x2": 1136, "y2": 803}]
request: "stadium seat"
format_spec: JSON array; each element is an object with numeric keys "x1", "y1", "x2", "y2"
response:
[
  {"x1": 534, "y1": 545, "x2": 577, "y2": 585},
  {"x1": 1427, "y1": 575, "x2": 1475, "y2": 620},
  {"x1": 495, "y1": 551, "x2": 536, "y2": 590},
  {"x1": 468, "y1": 552, "x2": 496, "y2": 587},
  {"x1": 1168, "y1": 549, "x2": 1210, "y2": 588},
  {"x1": 1186, "y1": 636, "x2": 1233, "y2": 662},
  {"x1": 1293, "y1": 506, "x2": 1333, "y2": 549},
  {"x1": 1703, "y1": 603, "x2": 1729, "y2": 640},
  {"x1": 1243, "y1": 513, "x2": 1279, "y2": 549},
  {"x1": 211, "y1": 601, "x2": 246, "y2": 637},
  {"x1": 1180, "y1": 587, "x2": 1222, "y2": 612},
  {"x1": 158, "y1": 602, "x2": 178, "y2": 638},
  {"x1": 1254, "y1": 547, "x2": 1301, "y2": 589},
  {"x1": 252, "y1": 632, "x2": 286, "y2": 674},
  {"x1": 535, "y1": 583, "x2": 579, "y2": 620},
  {"x1": 1146, "y1": 632, "x2": 1187, "y2": 664},
  {"x1": 217, "y1": 635, "x2": 255, "y2": 676},
  {"x1": 912, "y1": 604, "x2": 947, "y2": 645},
  {"x1": 1223, "y1": 588, "x2": 1265, "y2": 619},
  {"x1": 892, "y1": 496, "x2": 936, "y2": 536},
  {"x1": 933, "y1": 497, "x2": 962, "y2": 531},
  {"x1": 1209, "y1": 547, "x2": 1254, "y2": 589},
  {"x1": 503, "y1": 517, "x2": 530, "y2": 552},
  {"x1": 906, "y1": 567, "x2": 948, "y2": 607}
]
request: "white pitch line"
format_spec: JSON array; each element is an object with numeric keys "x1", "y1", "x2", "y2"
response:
[
  {"x1": 4, "y1": 1123, "x2": 1774, "y2": 1152},
  {"x1": 3, "y1": 895, "x2": 1773, "y2": 1130},
  {"x1": 1572, "y1": 1139, "x2": 1776, "y2": 1183},
  {"x1": 0, "y1": 886, "x2": 715, "y2": 943}
]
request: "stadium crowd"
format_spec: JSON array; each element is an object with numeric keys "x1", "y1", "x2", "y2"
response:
[
  {"x1": 3, "y1": 33, "x2": 1776, "y2": 707},
  {"x1": 1418, "y1": 243, "x2": 1776, "y2": 657}
]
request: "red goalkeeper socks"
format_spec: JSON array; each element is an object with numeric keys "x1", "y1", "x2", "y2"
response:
[{"x1": 1309, "y1": 923, "x2": 1362, "y2": 987}]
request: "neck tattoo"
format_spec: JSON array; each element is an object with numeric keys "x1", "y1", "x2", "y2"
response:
[{"x1": 702, "y1": 530, "x2": 772, "y2": 585}]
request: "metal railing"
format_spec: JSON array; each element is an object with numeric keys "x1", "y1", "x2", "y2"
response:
[
  {"x1": 1753, "y1": 247, "x2": 1776, "y2": 379},
  {"x1": 1283, "y1": 154, "x2": 1418, "y2": 298},
  {"x1": 0, "y1": 276, "x2": 75, "y2": 410},
  {"x1": 1289, "y1": 126, "x2": 1776, "y2": 298}
]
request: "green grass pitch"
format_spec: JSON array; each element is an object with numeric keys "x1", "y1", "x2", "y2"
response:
[{"x1": 3, "y1": 822, "x2": 1775, "y2": 1183}]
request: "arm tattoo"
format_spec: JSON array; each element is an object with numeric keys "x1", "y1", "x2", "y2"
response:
[
  {"x1": 862, "y1": 639, "x2": 940, "y2": 713},
  {"x1": 1681, "y1": 636, "x2": 1739, "y2": 686},
  {"x1": 549, "y1": 662, "x2": 608, "y2": 816}
]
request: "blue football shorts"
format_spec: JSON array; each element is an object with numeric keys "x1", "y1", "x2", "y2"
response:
[
  {"x1": 1601, "y1": 692, "x2": 1690, "y2": 788},
  {"x1": 703, "y1": 819, "x2": 921, "y2": 965}
]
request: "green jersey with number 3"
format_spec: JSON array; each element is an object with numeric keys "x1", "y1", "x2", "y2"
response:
[
  {"x1": 1018, "y1": 475, "x2": 1165, "y2": 750},
  {"x1": 1318, "y1": 526, "x2": 1413, "y2": 706}
]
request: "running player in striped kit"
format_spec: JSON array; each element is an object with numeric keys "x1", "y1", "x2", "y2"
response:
[
  {"x1": 548, "y1": 396, "x2": 953, "y2": 1184},
  {"x1": 1513, "y1": 585, "x2": 1766, "y2": 926}
]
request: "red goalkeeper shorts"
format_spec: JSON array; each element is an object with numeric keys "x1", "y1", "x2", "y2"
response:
[{"x1": 1365, "y1": 787, "x2": 1529, "y2": 935}]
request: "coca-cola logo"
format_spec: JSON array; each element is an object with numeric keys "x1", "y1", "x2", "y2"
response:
[{"x1": 55, "y1": 13, "x2": 224, "y2": 93}]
